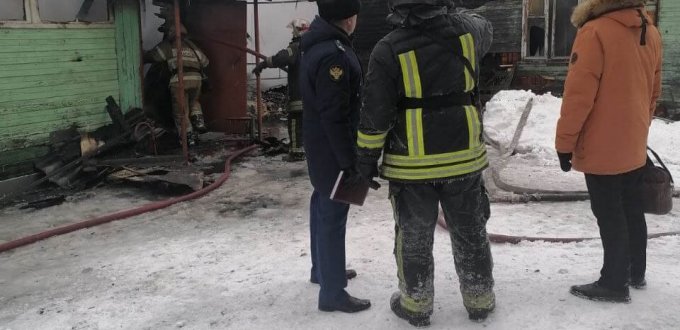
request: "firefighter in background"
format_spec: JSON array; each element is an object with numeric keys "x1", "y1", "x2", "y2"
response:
[
  {"x1": 252, "y1": 19, "x2": 309, "y2": 161},
  {"x1": 355, "y1": 0, "x2": 495, "y2": 326},
  {"x1": 144, "y1": 23, "x2": 209, "y2": 146}
]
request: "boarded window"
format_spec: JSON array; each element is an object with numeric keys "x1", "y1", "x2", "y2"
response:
[
  {"x1": 0, "y1": 0, "x2": 25, "y2": 21},
  {"x1": 37, "y1": 0, "x2": 110, "y2": 23}
]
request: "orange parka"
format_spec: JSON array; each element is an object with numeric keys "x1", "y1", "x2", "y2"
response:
[{"x1": 555, "y1": 0, "x2": 662, "y2": 175}]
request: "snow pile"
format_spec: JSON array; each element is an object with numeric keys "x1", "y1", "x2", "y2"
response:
[{"x1": 484, "y1": 90, "x2": 680, "y2": 177}]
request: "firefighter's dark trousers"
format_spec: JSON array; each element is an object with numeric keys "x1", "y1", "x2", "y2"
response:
[
  {"x1": 287, "y1": 109, "x2": 304, "y2": 157},
  {"x1": 309, "y1": 190, "x2": 350, "y2": 305},
  {"x1": 389, "y1": 174, "x2": 495, "y2": 315},
  {"x1": 585, "y1": 166, "x2": 647, "y2": 290},
  {"x1": 170, "y1": 83, "x2": 203, "y2": 135}
]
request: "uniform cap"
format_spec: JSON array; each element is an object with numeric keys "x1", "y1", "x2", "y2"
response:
[{"x1": 316, "y1": 0, "x2": 361, "y2": 21}]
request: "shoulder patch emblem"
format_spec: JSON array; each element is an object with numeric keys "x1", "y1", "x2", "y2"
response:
[
  {"x1": 570, "y1": 52, "x2": 578, "y2": 65},
  {"x1": 329, "y1": 65, "x2": 344, "y2": 82}
]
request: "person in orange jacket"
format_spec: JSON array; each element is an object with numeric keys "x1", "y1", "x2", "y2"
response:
[{"x1": 555, "y1": 0, "x2": 662, "y2": 303}]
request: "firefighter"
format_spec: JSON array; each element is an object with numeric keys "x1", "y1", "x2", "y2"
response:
[
  {"x1": 144, "y1": 23, "x2": 209, "y2": 146},
  {"x1": 355, "y1": 0, "x2": 495, "y2": 326},
  {"x1": 299, "y1": 0, "x2": 370, "y2": 314},
  {"x1": 252, "y1": 19, "x2": 309, "y2": 161}
]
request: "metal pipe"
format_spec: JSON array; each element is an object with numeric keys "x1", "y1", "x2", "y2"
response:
[
  {"x1": 174, "y1": 0, "x2": 189, "y2": 164},
  {"x1": 254, "y1": 0, "x2": 263, "y2": 141}
]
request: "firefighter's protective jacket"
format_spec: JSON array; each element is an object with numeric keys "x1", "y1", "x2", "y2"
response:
[
  {"x1": 263, "y1": 38, "x2": 303, "y2": 112},
  {"x1": 148, "y1": 39, "x2": 209, "y2": 87},
  {"x1": 357, "y1": 11, "x2": 492, "y2": 182}
]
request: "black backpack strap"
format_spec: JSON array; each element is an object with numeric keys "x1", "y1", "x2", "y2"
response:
[{"x1": 399, "y1": 92, "x2": 474, "y2": 110}]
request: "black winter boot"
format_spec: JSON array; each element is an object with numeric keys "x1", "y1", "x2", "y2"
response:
[
  {"x1": 629, "y1": 278, "x2": 647, "y2": 289},
  {"x1": 390, "y1": 292, "x2": 431, "y2": 327},
  {"x1": 570, "y1": 282, "x2": 631, "y2": 303}
]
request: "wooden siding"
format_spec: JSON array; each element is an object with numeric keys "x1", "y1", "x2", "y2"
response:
[
  {"x1": 0, "y1": 27, "x2": 120, "y2": 179},
  {"x1": 474, "y1": 0, "x2": 523, "y2": 53},
  {"x1": 659, "y1": 0, "x2": 680, "y2": 107},
  {"x1": 114, "y1": 0, "x2": 143, "y2": 113}
]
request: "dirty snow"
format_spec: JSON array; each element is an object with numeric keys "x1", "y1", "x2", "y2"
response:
[
  {"x1": 484, "y1": 90, "x2": 680, "y2": 181},
  {"x1": 1, "y1": 152, "x2": 679, "y2": 329}
]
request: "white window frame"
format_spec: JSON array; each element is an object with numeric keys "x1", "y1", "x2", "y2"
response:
[{"x1": 0, "y1": 0, "x2": 114, "y2": 28}]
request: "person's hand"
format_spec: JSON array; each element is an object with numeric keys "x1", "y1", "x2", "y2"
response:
[
  {"x1": 344, "y1": 164, "x2": 380, "y2": 190},
  {"x1": 252, "y1": 62, "x2": 267, "y2": 75},
  {"x1": 355, "y1": 161, "x2": 381, "y2": 190},
  {"x1": 557, "y1": 152, "x2": 572, "y2": 172}
]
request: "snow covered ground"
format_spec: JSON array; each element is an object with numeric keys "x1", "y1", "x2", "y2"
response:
[
  {"x1": 1, "y1": 90, "x2": 679, "y2": 329},
  {"x1": 484, "y1": 91, "x2": 680, "y2": 193}
]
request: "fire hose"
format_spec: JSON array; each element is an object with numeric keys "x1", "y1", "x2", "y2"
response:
[
  {"x1": 436, "y1": 98, "x2": 680, "y2": 243},
  {"x1": 0, "y1": 145, "x2": 258, "y2": 254}
]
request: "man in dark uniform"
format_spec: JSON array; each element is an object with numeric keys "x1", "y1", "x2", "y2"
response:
[
  {"x1": 355, "y1": 0, "x2": 494, "y2": 326},
  {"x1": 144, "y1": 23, "x2": 209, "y2": 146},
  {"x1": 299, "y1": 0, "x2": 370, "y2": 314},
  {"x1": 253, "y1": 19, "x2": 309, "y2": 161}
]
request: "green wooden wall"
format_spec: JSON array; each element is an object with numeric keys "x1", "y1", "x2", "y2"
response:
[
  {"x1": 0, "y1": 27, "x2": 120, "y2": 179},
  {"x1": 0, "y1": 1, "x2": 142, "y2": 180},
  {"x1": 659, "y1": 0, "x2": 680, "y2": 107}
]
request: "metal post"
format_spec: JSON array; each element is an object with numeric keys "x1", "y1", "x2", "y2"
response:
[
  {"x1": 254, "y1": 0, "x2": 263, "y2": 141},
  {"x1": 174, "y1": 0, "x2": 189, "y2": 163}
]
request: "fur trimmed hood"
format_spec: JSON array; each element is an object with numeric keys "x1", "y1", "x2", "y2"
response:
[{"x1": 571, "y1": 0, "x2": 646, "y2": 27}]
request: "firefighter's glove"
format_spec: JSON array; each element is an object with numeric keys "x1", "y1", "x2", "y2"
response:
[
  {"x1": 252, "y1": 62, "x2": 267, "y2": 75},
  {"x1": 356, "y1": 161, "x2": 381, "y2": 190},
  {"x1": 557, "y1": 152, "x2": 572, "y2": 172}
]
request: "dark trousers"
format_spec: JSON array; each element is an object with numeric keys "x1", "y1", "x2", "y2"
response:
[
  {"x1": 585, "y1": 167, "x2": 647, "y2": 290},
  {"x1": 288, "y1": 111, "x2": 304, "y2": 155},
  {"x1": 309, "y1": 190, "x2": 350, "y2": 305},
  {"x1": 389, "y1": 174, "x2": 494, "y2": 314}
]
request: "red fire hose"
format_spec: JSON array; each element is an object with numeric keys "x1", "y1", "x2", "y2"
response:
[{"x1": 0, "y1": 145, "x2": 258, "y2": 254}]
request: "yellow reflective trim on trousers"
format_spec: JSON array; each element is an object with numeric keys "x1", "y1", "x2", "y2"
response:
[
  {"x1": 384, "y1": 144, "x2": 486, "y2": 167},
  {"x1": 462, "y1": 291, "x2": 495, "y2": 310},
  {"x1": 382, "y1": 154, "x2": 488, "y2": 180},
  {"x1": 399, "y1": 51, "x2": 424, "y2": 157},
  {"x1": 392, "y1": 194, "x2": 405, "y2": 289},
  {"x1": 401, "y1": 294, "x2": 433, "y2": 314},
  {"x1": 357, "y1": 131, "x2": 387, "y2": 149},
  {"x1": 459, "y1": 33, "x2": 476, "y2": 92}
]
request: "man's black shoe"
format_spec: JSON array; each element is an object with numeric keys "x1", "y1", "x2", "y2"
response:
[
  {"x1": 629, "y1": 278, "x2": 647, "y2": 289},
  {"x1": 390, "y1": 292, "x2": 431, "y2": 327},
  {"x1": 319, "y1": 294, "x2": 371, "y2": 313},
  {"x1": 570, "y1": 282, "x2": 631, "y2": 303},
  {"x1": 310, "y1": 269, "x2": 357, "y2": 284}
]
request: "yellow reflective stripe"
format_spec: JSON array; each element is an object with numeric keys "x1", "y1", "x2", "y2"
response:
[
  {"x1": 384, "y1": 144, "x2": 486, "y2": 167},
  {"x1": 392, "y1": 196, "x2": 405, "y2": 288},
  {"x1": 415, "y1": 109, "x2": 425, "y2": 156},
  {"x1": 399, "y1": 50, "x2": 425, "y2": 157},
  {"x1": 405, "y1": 109, "x2": 425, "y2": 156},
  {"x1": 408, "y1": 51, "x2": 422, "y2": 98},
  {"x1": 401, "y1": 294, "x2": 433, "y2": 314},
  {"x1": 357, "y1": 131, "x2": 387, "y2": 149},
  {"x1": 470, "y1": 105, "x2": 481, "y2": 148},
  {"x1": 459, "y1": 33, "x2": 476, "y2": 92},
  {"x1": 465, "y1": 106, "x2": 475, "y2": 148},
  {"x1": 382, "y1": 154, "x2": 488, "y2": 180},
  {"x1": 398, "y1": 53, "x2": 413, "y2": 98}
]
